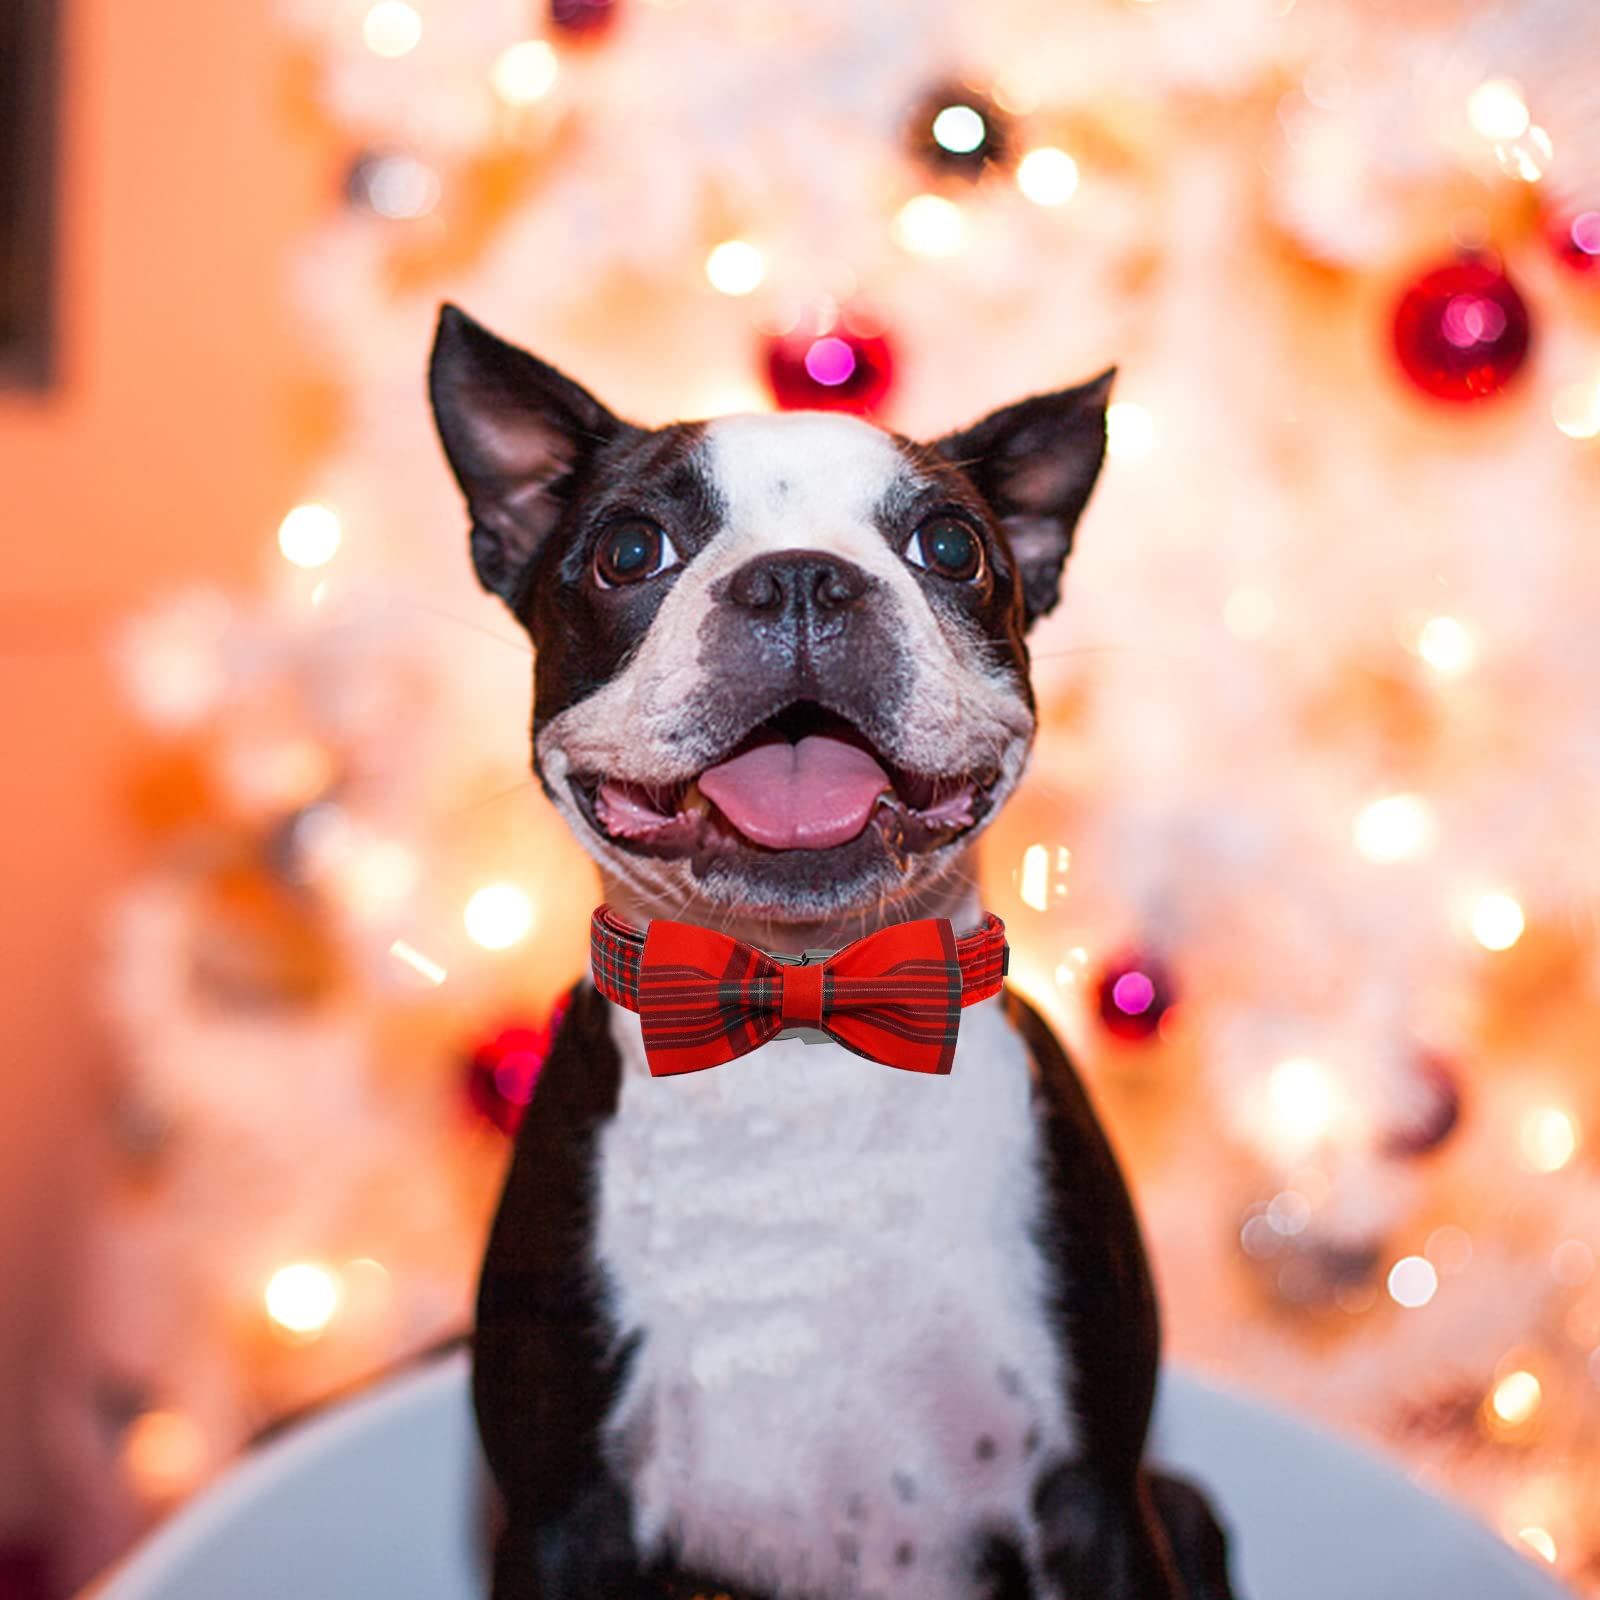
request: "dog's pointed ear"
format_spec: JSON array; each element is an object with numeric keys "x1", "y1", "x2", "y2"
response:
[
  {"x1": 931, "y1": 369, "x2": 1115, "y2": 629},
  {"x1": 428, "y1": 304, "x2": 632, "y2": 608}
]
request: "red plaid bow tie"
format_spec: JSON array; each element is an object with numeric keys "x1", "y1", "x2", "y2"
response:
[{"x1": 590, "y1": 906, "x2": 1008, "y2": 1077}]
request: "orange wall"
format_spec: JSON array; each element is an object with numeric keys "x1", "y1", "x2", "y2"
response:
[{"x1": 0, "y1": 0, "x2": 324, "y2": 1532}]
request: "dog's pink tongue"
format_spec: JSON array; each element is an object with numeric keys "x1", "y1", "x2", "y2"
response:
[{"x1": 699, "y1": 735, "x2": 890, "y2": 850}]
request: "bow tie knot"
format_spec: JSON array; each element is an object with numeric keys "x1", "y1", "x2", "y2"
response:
[{"x1": 591, "y1": 906, "x2": 1008, "y2": 1077}]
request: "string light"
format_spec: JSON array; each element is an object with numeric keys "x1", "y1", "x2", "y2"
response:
[
  {"x1": 121, "y1": 1410, "x2": 209, "y2": 1502},
  {"x1": 1552, "y1": 382, "x2": 1600, "y2": 441},
  {"x1": 362, "y1": 1, "x2": 423, "y2": 58},
  {"x1": 361, "y1": 154, "x2": 440, "y2": 220},
  {"x1": 464, "y1": 882, "x2": 535, "y2": 949},
  {"x1": 389, "y1": 938, "x2": 447, "y2": 986},
  {"x1": 1387, "y1": 1254, "x2": 1439, "y2": 1309},
  {"x1": 1019, "y1": 844, "x2": 1050, "y2": 911},
  {"x1": 1472, "y1": 892, "x2": 1525, "y2": 951},
  {"x1": 1466, "y1": 77, "x2": 1530, "y2": 142},
  {"x1": 1016, "y1": 147, "x2": 1080, "y2": 206},
  {"x1": 1491, "y1": 1369, "x2": 1543, "y2": 1426},
  {"x1": 1265, "y1": 1056, "x2": 1343, "y2": 1157},
  {"x1": 1518, "y1": 1105, "x2": 1579, "y2": 1173},
  {"x1": 893, "y1": 194, "x2": 966, "y2": 257},
  {"x1": 705, "y1": 240, "x2": 767, "y2": 297},
  {"x1": 1416, "y1": 615, "x2": 1476, "y2": 675},
  {"x1": 931, "y1": 104, "x2": 987, "y2": 156},
  {"x1": 277, "y1": 504, "x2": 342, "y2": 569},
  {"x1": 1494, "y1": 125, "x2": 1554, "y2": 184},
  {"x1": 265, "y1": 1263, "x2": 341, "y2": 1337},
  {"x1": 1105, "y1": 402, "x2": 1154, "y2": 460},
  {"x1": 492, "y1": 40, "x2": 559, "y2": 106},
  {"x1": 1517, "y1": 1527, "x2": 1557, "y2": 1564},
  {"x1": 1353, "y1": 793, "x2": 1435, "y2": 863}
]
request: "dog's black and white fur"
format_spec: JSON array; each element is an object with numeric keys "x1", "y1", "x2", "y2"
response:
[{"x1": 429, "y1": 305, "x2": 1237, "y2": 1600}]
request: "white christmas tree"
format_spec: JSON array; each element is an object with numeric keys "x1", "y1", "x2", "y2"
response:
[{"x1": 44, "y1": 0, "x2": 1600, "y2": 1591}]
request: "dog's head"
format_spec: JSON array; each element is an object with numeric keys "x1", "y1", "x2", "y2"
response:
[{"x1": 429, "y1": 305, "x2": 1111, "y2": 937}]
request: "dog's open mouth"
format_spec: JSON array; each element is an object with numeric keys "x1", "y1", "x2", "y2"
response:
[{"x1": 571, "y1": 702, "x2": 997, "y2": 859}]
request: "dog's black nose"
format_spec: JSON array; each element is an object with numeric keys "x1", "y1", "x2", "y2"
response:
[{"x1": 724, "y1": 552, "x2": 874, "y2": 618}]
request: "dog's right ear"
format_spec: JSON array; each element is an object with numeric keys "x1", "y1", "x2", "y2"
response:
[{"x1": 428, "y1": 304, "x2": 631, "y2": 608}]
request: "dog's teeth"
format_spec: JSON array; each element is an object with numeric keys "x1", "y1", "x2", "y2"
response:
[{"x1": 680, "y1": 782, "x2": 711, "y2": 817}]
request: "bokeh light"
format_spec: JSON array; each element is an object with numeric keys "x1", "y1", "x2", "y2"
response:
[
  {"x1": 1353, "y1": 793, "x2": 1435, "y2": 863},
  {"x1": 705, "y1": 239, "x2": 767, "y2": 296},
  {"x1": 1472, "y1": 892, "x2": 1525, "y2": 951},
  {"x1": 1466, "y1": 77, "x2": 1529, "y2": 141},
  {"x1": 492, "y1": 40, "x2": 559, "y2": 106},
  {"x1": 1519, "y1": 1106, "x2": 1579, "y2": 1173},
  {"x1": 464, "y1": 882, "x2": 535, "y2": 949},
  {"x1": 931, "y1": 103, "x2": 986, "y2": 155},
  {"x1": 1016, "y1": 147, "x2": 1080, "y2": 206},
  {"x1": 121, "y1": 1409, "x2": 209, "y2": 1503},
  {"x1": 277, "y1": 504, "x2": 342, "y2": 569},
  {"x1": 362, "y1": 1, "x2": 422, "y2": 58},
  {"x1": 1387, "y1": 1254, "x2": 1439, "y2": 1308},
  {"x1": 265, "y1": 1262, "x2": 341, "y2": 1337},
  {"x1": 893, "y1": 193, "x2": 966, "y2": 257},
  {"x1": 1416, "y1": 615, "x2": 1476, "y2": 674}
]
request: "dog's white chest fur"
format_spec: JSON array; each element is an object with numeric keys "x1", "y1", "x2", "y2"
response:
[{"x1": 594, "y1": 997, "x2": 1075, "y2": 1599}]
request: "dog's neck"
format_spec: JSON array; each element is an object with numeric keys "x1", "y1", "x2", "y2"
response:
[{"x1": 600, "y1": 855, "x2": 985, "y2": 956}]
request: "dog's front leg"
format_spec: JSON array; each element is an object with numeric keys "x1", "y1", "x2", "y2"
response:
[{"x1": 1030, "y1": 1459, "x2": 1184, "y2": 1600}]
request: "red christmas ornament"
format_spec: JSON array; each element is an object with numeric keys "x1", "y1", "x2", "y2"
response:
[
  {"x1": 1391, "y1": 257, "x2": 1532, "y2": 403},
  {"x1": 465, "y1": 998, "x2": 568, "y2": 1134},
  {"x1": 549, "y1": 0, "x2": 618, "y2": 38},
  {"x1": 1381, "y1": 1051, "x2": 1463, "y2": 1158},
  {"x1": 765, "y1": 316, "x2": 895, "y2": 416},
  {"x1": 1547, "y1": 208, "x2": 1600, "y2": 275},
  {"x1": 1094, "y1": 951, "x2": 1176, "y2": 1044}
]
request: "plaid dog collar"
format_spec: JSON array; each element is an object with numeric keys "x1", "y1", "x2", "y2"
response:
[{"x1": 590, "y1": 905, "x2": 1008, "y2": 1077}]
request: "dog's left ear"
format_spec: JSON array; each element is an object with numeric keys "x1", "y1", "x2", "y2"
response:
[
  {"x1": 932, "y1": 369, "x2": 1115, "y2": 628},
  {"x1": 429, "y1": 303, "x2": 634, "y2": 609}
]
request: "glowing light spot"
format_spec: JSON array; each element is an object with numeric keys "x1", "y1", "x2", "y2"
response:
[
  {"x1": 362, "y1": 154, "x2": 440, "y2": 220},
  {"x1": 492, "y1": 39, "x2": 559, "y2": 105},
  {"x1": 705, "y1": 239, "x2": 767, "y2": 297},
  {"x1": 1105, "y1": 402, "x2": 1154, "y2": 460},
  {"x1": 932, "y1": 104, "x2": 987, "y2": 155},
  {"x1": 362, "y1": 1, "x2": 422, "y2": 58},
  {"x1": 121, "y1": 1410, "x2": 209, "y2": 1503},
  {"x1": 1417, "y1": 615, "x2": 1476, "y2": 675},
  {"x1": 1467, "y1": 77, "x2": 1530, "y2": 142},
  {"x1": 1016, "y1": 147, "x2": 1080, "y2": 206},
  {"x1": 1517, "y1": 1527, "x2": 1557, "y2": 1564},
  {"x1": 1019, "y1": 844, "x2": 1050, "y2": 911},
  {"x1": 464, "y1": 882, "x2": 535, "y2": 950},
  {"x1": 1354, "y1": 793, "x2": 1435, "y2": 863},
  {"x1": 277, "y1": 504, "x2": 342, "y2": 569},
  {"x1": 893, "y1": 193, "x2": 966, "y2": 257},
  {"x1": 1492, "y1": 1369, "x2": 1542, "y2": 1426},
  {"x1": 1472, "y1": 892, "x2": 1524, "y2": 951},
  {"x1": 1552, "y1": 382, "x2": 1600, "y2": 441},
  {"x1": 1519, "y1": 1105, "x2": 1579, "y2": 1173},
  {"x1": 1266, "y1": 1056, "x2": 1341, "y2": 1157},
  {"x1": 1223, "y1": 586, "x2": 1275, "y2": 640},
  {"x1": 389, "y1": 939, "x2": 447, "y2": 986},
  {"x1": 1387, "y1": 1254, "x2": 1438, "y2": 1309},
  {"x1": 265, "y1": 1263, "x2": 340, "y2": 1337},
  {"x1": 1266, "y1": 1189, "x2": 1312, "y2": 1236},
  {"x1": 1055, "y1": 946, "x2": 1090, "y2": 986},
  {"x1": 1111, "y1": 971, "x2": 1155, "y2": 1015},
  {"x1": 1495, "y1": 125, "x2": 1554, "y2": 184}
]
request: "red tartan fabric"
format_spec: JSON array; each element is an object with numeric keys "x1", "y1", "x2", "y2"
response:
[{"x1": 589, "y1": 905, "x2": 1008, "y2": 1077}]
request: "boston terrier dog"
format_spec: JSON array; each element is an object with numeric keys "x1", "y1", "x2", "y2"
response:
[{"x1": 429, "y1": 304, "x2": 1238, "y2": 1600}]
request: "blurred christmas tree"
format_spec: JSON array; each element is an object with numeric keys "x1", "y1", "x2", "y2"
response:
[{"x1": 45, "y1": 0, "x2": 1600, "y2": 1591}]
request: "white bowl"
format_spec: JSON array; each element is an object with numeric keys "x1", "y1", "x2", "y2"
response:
[{"x1": 85, "y1": 1350, "x2": 1570, "y2": 1600}]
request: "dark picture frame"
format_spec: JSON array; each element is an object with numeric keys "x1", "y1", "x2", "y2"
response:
[{"x1": 0, "y1": 0, "x2": 58, "y2": 389}]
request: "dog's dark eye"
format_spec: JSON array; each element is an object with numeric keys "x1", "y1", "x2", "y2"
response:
[
  {"x1": 906, "y1": 515, "x2": 983, "y2": 582},
  {"x1": 594, "y1": 520, "x2": 679, "y2": 588}
]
